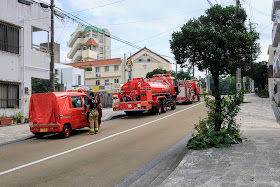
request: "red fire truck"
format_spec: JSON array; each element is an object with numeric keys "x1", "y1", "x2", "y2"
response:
[
  {"x1": 176, "y1": 80, "x2": 201, "y2": 104},
  {"x1": 112, "y1": 74, "x2": 177, "y2": 115}
]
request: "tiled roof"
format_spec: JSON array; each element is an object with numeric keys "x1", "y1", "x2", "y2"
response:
[
  {"x1": 84, "y1": 38, "x2": 98, "y2": 46},
  {"x1": 130, "y1": 47, "x2": 171, "y2": 64},
  {"x1": 67, "y1": 58, "x2": 122, "y2": 68}
]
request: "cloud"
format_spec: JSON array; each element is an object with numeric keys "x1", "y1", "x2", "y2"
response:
[{"x1": 55, "y1": 0, "x2": 272, "y2": 72}]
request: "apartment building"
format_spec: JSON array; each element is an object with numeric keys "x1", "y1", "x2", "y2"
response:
[
  {"x1": 68, "y1": 58, "x2": 123, "y2": 92},
  {"x1": 0, "y1": 0, "x2": 50, "y2": 117},
  {"x1": 67, "y1": 26, "x2": 111, "y2": 63},
  {"x1": 269, "y1": 0, "x2": 280, "y2": 98}
]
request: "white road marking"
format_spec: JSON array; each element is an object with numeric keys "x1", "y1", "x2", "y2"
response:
[{"x1": 0, "y1": 102, "x2": 203, "y2": 176}]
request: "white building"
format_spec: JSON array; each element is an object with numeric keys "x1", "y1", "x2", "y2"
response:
[
  {"x1": 67, "y1": 26, "x2": 111, "y2": 63},
  {"x1": 127, "y1": 47, "x2": 172, "y2": 80},
  {"x1": 55, "y1": 63, "x2": 85, "y2": 91},
  {"x1": 0, "y1": 0, "x2": 50, "y2": 117}
]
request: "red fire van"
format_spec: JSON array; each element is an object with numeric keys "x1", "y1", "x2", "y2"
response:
[{"x1": 29, "y1": 92, "x2": 97, "y2": 139}]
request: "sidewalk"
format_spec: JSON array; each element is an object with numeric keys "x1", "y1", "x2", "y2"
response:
[
  {"x1": 161, "y1": 94, "x2": 280, "y2": 187},
  {"x1": 0, "y1": 108, "x2": 124, "y2": 145}
]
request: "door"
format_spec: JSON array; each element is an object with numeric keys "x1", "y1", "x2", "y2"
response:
[
  {"x1": 70, "y1": 96, "x2": 84, "y2": 129},
  {"x1": 81, "y1": 96, "x2": 90, "y2": 126}
]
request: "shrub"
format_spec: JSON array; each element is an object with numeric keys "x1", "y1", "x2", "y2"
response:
[
  {"x1": 187, "y1": 91, "x2": 243, "y2": 150},
  {"x1": 256, "y1": 89, "x2": 269, "y2": 98}
]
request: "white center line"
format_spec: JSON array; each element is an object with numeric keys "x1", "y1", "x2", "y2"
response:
[{"x1": 0, "y1": 102, "x2": 203, "y2": 176}]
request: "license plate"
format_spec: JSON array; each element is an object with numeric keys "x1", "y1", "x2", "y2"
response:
[
  {"x1": 72, "y1": 89, "x2": 78, "y2": 92},
  {"x1": 40, "y1": 128, "x2": 48, "y2": 132},
  {"x1": 113, "y1": 103, "x2": 119, "y2": 107}
]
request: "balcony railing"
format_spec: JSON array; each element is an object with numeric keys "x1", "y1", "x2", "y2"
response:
[{"x1": 32, "y1": 44, "x2": 49, "y2": 53}]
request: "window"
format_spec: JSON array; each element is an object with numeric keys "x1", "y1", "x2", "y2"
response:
[
  {"x1": 114, "y1": 79, "x2": 119, "y2": 84},
  {"x1": 0, "y1": 21, "x2": 20, "y2": 54},
  {"x1": 82, "y1": 96, "x2": 89, "y2": 110},
  {"x1": 95, "y1": 67, "x2": 100, "y2": 72},
  {"x1": 87, "y1": 34, "x2": 89, "y2": 37},
  {"x1": 114, "y1": 65, "x2": 119, "y2": 71},
  {"x1": 105, "y1": 79, "x2": 109, "y2": 85},
  {"x1": 105, "y1": 66, "x2": 109, "y2": 72},
  {"x1": 55, "y1": 69, "x2": 58, "y2": 75},
  {"x1": 0, "y1": 83, "x2": 19, "y2": 108},
  {"x1": 83, "y1": 47, "x2": 87, "y2": 50},
  {"x1": 87, "y1": 46, "x2": 90, "y2": 50},
  {"x1": 143, "y1": 54, "x2": 147, "y2": 56},
  {"x1": 138, "y1": 59, "x2": 142, "y2": 62},
  {"x1": 92, "y1": 46, "x2": 96, "y2": 51},
  {"x1": 71, "y1": 97, "x2": 82, "y2": 108},
  {"x1": 77, "y1": 75, "x2": 81, "y2": 85},
  {"x1": 96, "y1": 80, "x2": 100, "y2": 85},
  {"x1": 99, "y1": 35, "x2": 103, "y2": 41},
  {"x1": 147, "y1": 58, "x2": 152, "y2": 62},
  {"x1": 86, "y1": 67, "x2": 92, "y2": 71},
  {"x1": 83, "y1": 35, "x2": 86, "y2": 38},
  {"x1": 99, "y1": 47, "x2": 103, "y2": 53},
  {"x1": 92, "y1": 34, "x2": 97, "y2": 38}
]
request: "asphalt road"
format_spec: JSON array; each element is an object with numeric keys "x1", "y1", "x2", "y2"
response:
[{"x1": 0, "y1": 101, "x2": 207, "y2": 187}]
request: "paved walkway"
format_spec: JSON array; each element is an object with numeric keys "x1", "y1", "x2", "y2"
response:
[
  {"x1": 161, "y1": 94, "x2": 280, "y2": 187},
  {"x1": 0, "y1": 108, "x2": 124, "y2": 145}
]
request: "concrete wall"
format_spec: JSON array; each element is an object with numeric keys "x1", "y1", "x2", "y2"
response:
[
  {"x1": 268, "y1": 45, "x2": 277, "y2": 66},
  {"x1": 0, "y1": 0, "x2": 50, "y2": 117}
]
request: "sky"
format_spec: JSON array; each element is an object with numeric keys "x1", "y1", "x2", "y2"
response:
[{"x1": 42, "y1": 0, "x2": 272, "y2": 78}]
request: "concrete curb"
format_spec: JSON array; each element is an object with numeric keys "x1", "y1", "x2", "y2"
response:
[
  {"x1": 272, "y1": 104, "x2": 280, "y2": 122},
  {"x1": 114, "y1": 132, "x2": 194, "y2": 187}
]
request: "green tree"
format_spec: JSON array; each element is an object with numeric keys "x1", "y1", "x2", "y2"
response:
[
  {"x1": 170, "y1": 5, "x2": 260, "y2": 131},
  {"x1": 249, "y1": 61, "x2": 268, "y2": 90},
  {"x1": 32, "y1": 77, "x2": 59, "y2": 94},
  {"x1": 176, "y1": 69, "x2": 192, "y2": 80},
  {"x1": 146, "y1": 68, "x2": 169, "y2": 78}
]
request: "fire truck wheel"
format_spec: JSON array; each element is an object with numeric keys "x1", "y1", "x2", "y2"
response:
[
  {"x1": 171, "y1": 99, "x2": 176, "y2": 110},
  {"x1": 34, "y1": 133, "x2": 44, "y2": 139},
  {"x1": 161, "y1": 100, "x2": 167, "y2": 113},
  {"x1": 61, "y1": 124, "x2": 71, "y2": 138},
  {"x1": 156, "y1": 100, "x2": 161, "y2": 114}
]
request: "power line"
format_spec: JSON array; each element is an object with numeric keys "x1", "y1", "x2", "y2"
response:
[
  {"x1": 70, "y1": 0, "x2": 127, "y2": 14},
  {"x1": 54, "y1": 9, "x2": 205, "y2": 28},
  {"x1": 112, "y1": 25, "x2": 181, "y2": 51}
]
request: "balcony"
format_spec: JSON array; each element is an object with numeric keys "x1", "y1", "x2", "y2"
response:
[
  {"x1": 67, "y1": 38, "x2": 84, "y2": 59},
  {"x1": 272, "y1": 0, "x2": 280, "y2": 17},
  {"x1": 67, "y1": 27, "x2": 84, "y2": 47},
  {"x1": 71, "y1": 50, "x2": 82, "y2": 63}
]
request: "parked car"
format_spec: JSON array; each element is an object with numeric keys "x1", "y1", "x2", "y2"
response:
[{"x1": 29, "y1": 92, "x2": 99, "y2": 139}]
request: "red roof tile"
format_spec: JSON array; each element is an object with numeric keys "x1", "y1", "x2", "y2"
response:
[
  {"x1": 84, "y1": 38, "x2": 98, "y2": 46},
  {"x1": 67, "y1": 58, "x2": 122, "y2": 68}
]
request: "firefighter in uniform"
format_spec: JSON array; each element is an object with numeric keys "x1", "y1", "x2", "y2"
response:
[{"x1": 87, "y1": 93, "x2": 100, "y2": 135}]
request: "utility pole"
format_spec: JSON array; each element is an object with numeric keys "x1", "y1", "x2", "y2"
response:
[
  {"x1": 124, "y1": 53, "x2": 126, "y2": 83},
  {"x1": 236, "y1": 0, "x2": 242, "y2": 91},
  {"x1": 236, "y1": 0, "x2": 240, "y2": 7},
  {"x1": 193, "y1": 64, "x2": 195, "y2": 79},
  {"x1": 50, "y1": 0, "x2": 55, "y2": 92}
]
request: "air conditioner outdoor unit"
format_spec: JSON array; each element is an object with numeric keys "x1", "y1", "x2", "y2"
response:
[{"x1": 96, "y1": 74, "x2": 101, "y2": 77}]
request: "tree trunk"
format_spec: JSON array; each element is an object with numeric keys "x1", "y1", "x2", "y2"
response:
[{"x1": 212, "y1": 73, "x2": 222, "y2": 131}]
